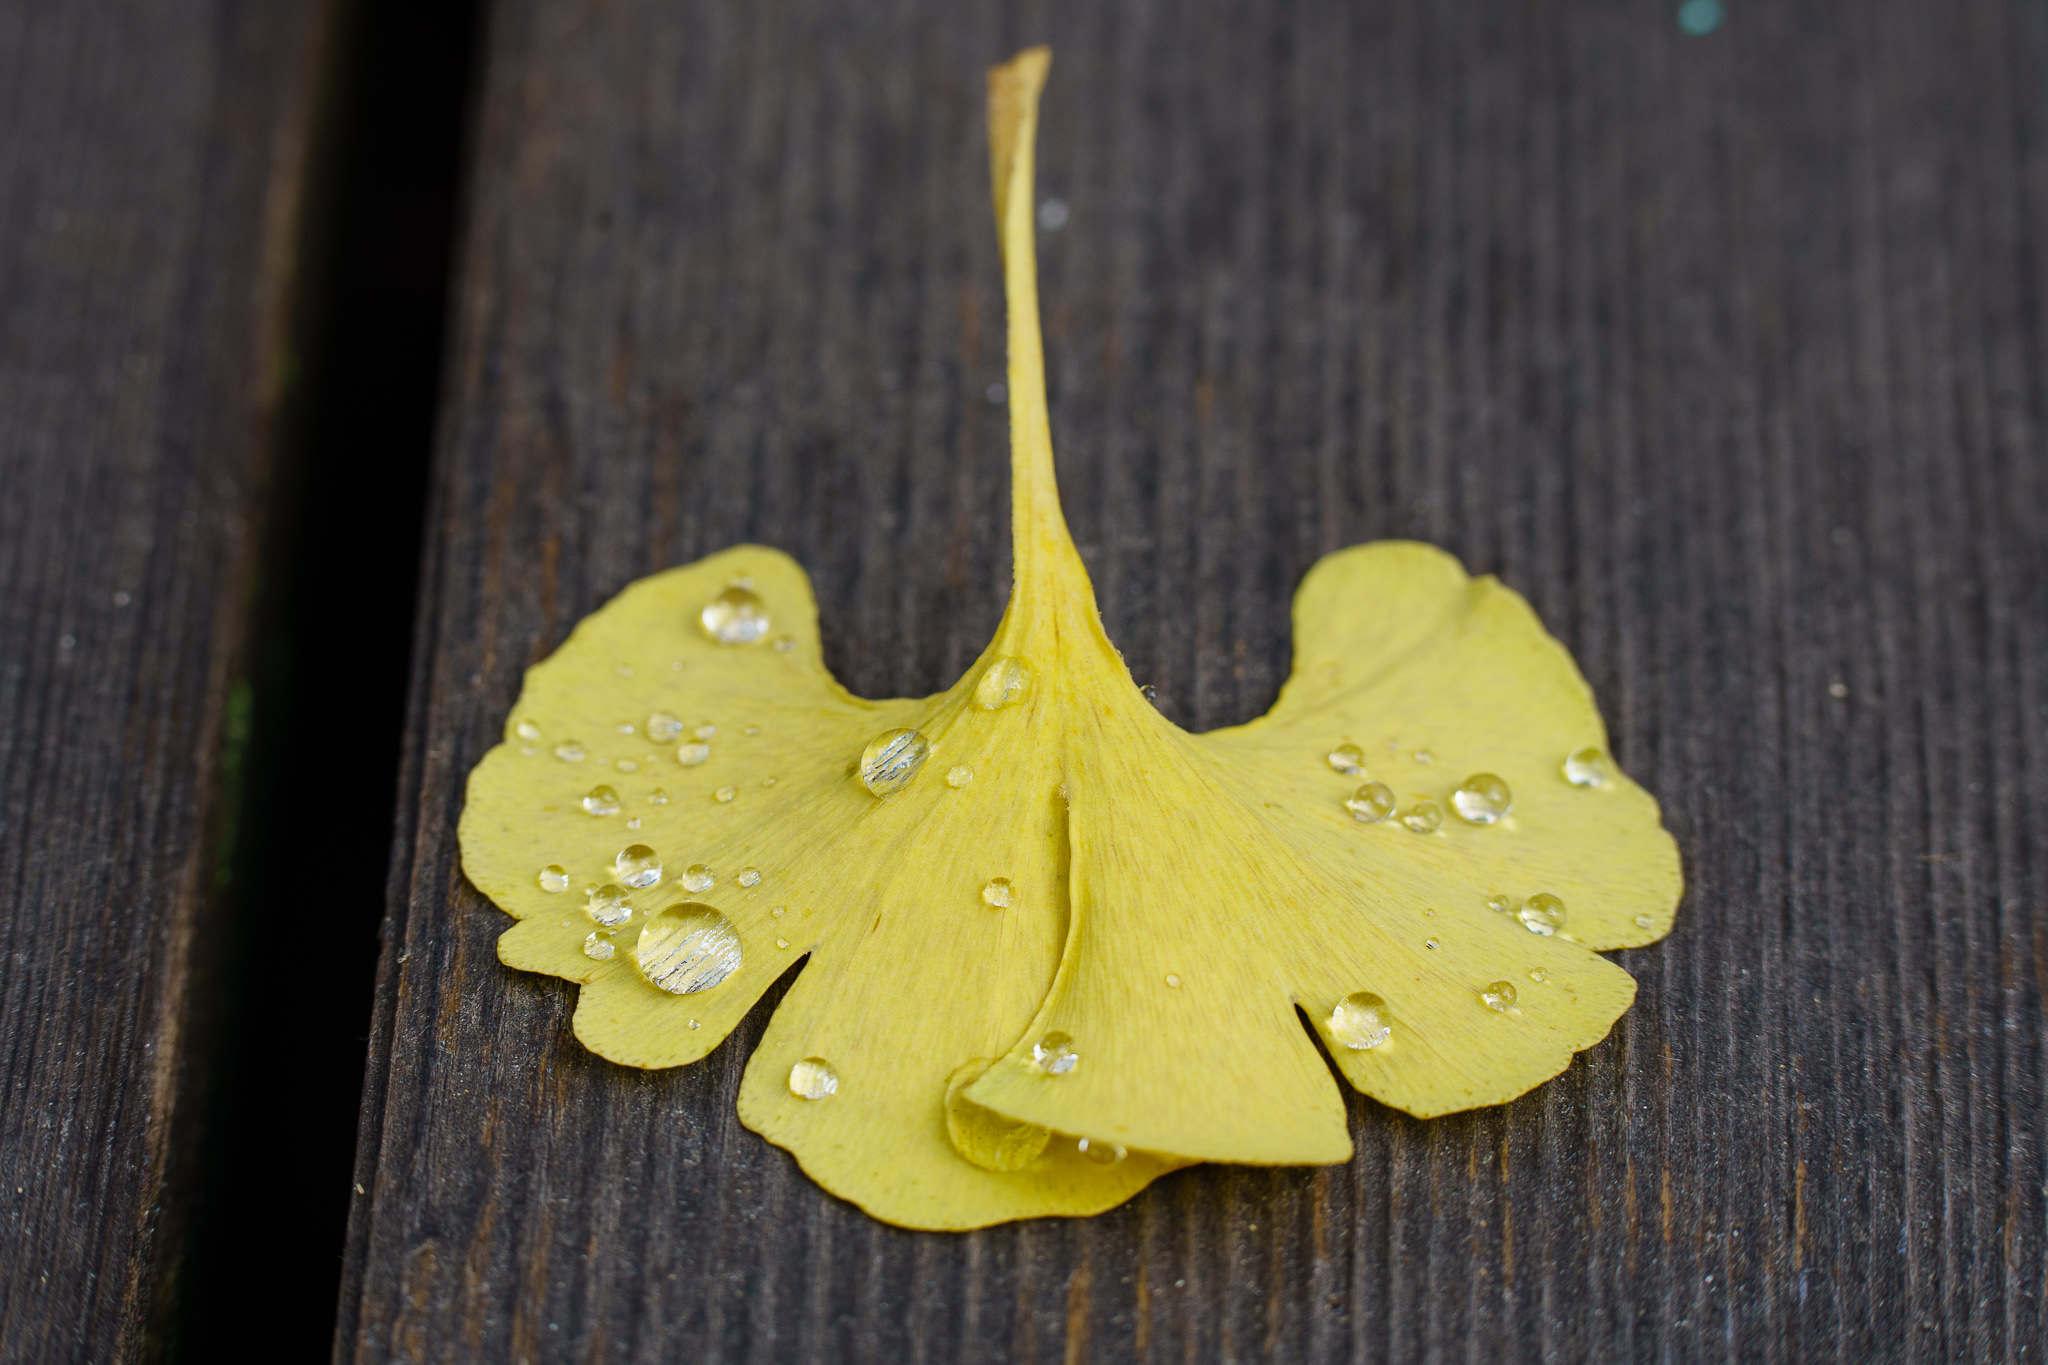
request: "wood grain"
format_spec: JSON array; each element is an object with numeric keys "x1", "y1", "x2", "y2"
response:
[
  {"x1": 338, "y1": 0, "x2": 2048, "y2": 1359},
  {"x1": 0, "y1": 0, "x2": 329, "y2": 1358}
]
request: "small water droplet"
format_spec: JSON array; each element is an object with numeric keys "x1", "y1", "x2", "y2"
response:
[
  {"x1": 515, "y1": 720, "x2": 542, "y2": 742},
  {"x1": 583, "y1": 931, "x2": 615, "y2": 960},
  {"x1": 744, "y1": 724, "x2": 761, "y2": 737},
  {"x1": 1345, "y1": 782, "x2": 1397, "y2": 823},
  {"x1": 1139, "y1": 683, "x2": 1158, "y2": 703},
  {"x1": 1563, "y1": 746, "x2": 1609, "y2": 787},
  {"x1": 680, "y1": 864, "x2": 714, "y2": 894},
  {"x1": 615, "y1": 758, "x2": 638, "y2": 773},
  {"x1": 714, "y1": 786, "x2": 737, "y2": 803},
  {"x1": 789, "y1": 1057, "x2": 838, "y2": 1099},
  {"x1": 982, "y1": 877, "x2": 1014, "y2": 909},
  {"x1": 617, "y1": 723, "x2": 636, "y2": 736},
  {"x1": 974, "y1": 657, "x2": 1033, "y2": 710},
  {"x1": 701, "y1": 586, "x2": 770, "y2": 645},
  {"x1": 761, "y1": 776, "x2": 777, "y2": 787},
  {"x1": 735, "y1": 867, "x2": 761, "y2": 889},
  {"x1": 614, "y1": 845, "x2": 662, "y2": 888},
  {"x1": 538, "y1": 865, "x2": 570, "y2": 893},
  {"x1": 585, "y1": 883, "x2": 633, "y2": 927},
  {"x1": 1828, "y1": 681, "x2": 1849, "y2": 700},
  {"x1": 1529, "y1": 967, "x2": 1549, "y2": 983},
  {"x1": 1634, "y1": 914, "x2": 1654, "y2": 929},
  {"x1": 1164, "y1": 972, "x2": 1182, "y2": 988},
  {"x1": 1032, "y1": 1032, "x2": 1078, "y2": 1075},
  {"x1": 687, "y1": 1017, "x2": 701, "y2": 1029},
  {"x1": 648, "y1": 788, "x2": 669, "y2": 805},
  {"x1": 583, "y1": 785, "x2": 622, "y2": 816},
  {"x1": 946, "y1": 764, "x2": 974, "y2": 788},
  {"x1": 772, "y1": 635, "x2": 796, "y2": 653},
  {"x1": 1451, "y1": 773, "x2": 1513, "y2": 824},
  {"x1": 1328, "y1": 992, "x2": 1391, "y2": 1049},
  {"x1": 1413, "y1": 748, "x2": 1434, "y2": 764},
  {"x1": 1487, "y1": 893, "x2": 1516, "y2": 914},
  {"x1": 1481, "y1": 981, "x2": 1518, "y2": 1012},
  {"x1": 554, "y1": 741, "x2": 586, "y2": 762},
  {"x1": 859, "y1": 728, "x2": 930, "y2": 795},
  {"x1": 775, "y1": 936, "x2": 790, "y2": 950},
  {"x1": 676, "y1": 742, "x2": 711, "y2": 766},
  {"x1": 625, "y1": 817, "x2": 641, "y2": 829},
  {"x1": 646, "y1": 711, "x2": 685, "y2": 742},
  {"x1": 1327, "y1": 744, "x2": 1365, "y2": 776},
  {"x1": 770, "y1": 906, "x2": 786, "y2": 918},
  {"x1": 635, "y1": 903, "x2": 743, "y2": 993},
  {"x1": 1425, "y1": 937, "x2": 1441, "y2": 950},
  {"x1": 1400, "y1": 801, "x2": 1443, "y2": 834},
  {"x1": 1078, "y1": 1136, "x2": 1126, "y2": 1165},
  {"x1": 1519, "y1": 892, "x2": 1566, "y2": 935}
]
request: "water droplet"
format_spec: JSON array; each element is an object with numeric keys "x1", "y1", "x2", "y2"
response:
[
  {"x1": 1164, "y1": 973, "x2": 1182, "y2": 988},
  {"x1": 772, "y1": 635, "x2": 796, "y2": 653},
  {"x1": 1038, "y1": 197, "x2": 1070, "y2": 231},
  {"x1": 770, "y1": 906, "x2": 786, "y2": 918},
  {"x1": 635, "y1": 903, "x2": 743, "y2": 993},
  {"x1": 680, "y1": 864, "x2": 714, "y2": 894},
  {"x1": 859, "y1": 728, "x2": 930, "y2": 795},
  {"x1": 775, "y1": 937, "x2": 790, "y2": 950},
  {"x1": 583, "y1": 931, "x2": 615, "y2": 960},
  {"x1": 1451, "y1": 773, "x2": 1513, "y2": 824},
  {"x1": 974, "y1": 657, "x2": 1033, "y2": 710},
  {"x1": 585, "y1": 883, "x2": 633, "y2": 927},
  {"x1": 615, "y1": 758, "x2": 638, "y2": 773},
  {"x1": 788, "y1": 1057, "x2": 838, "y2": 1099},
  {"x1": 982, "y1": 877, "x2": 1014, "y2": 909},
  {"x1": 1563, "y1": 746, "x2": 1609, "y2": 787},
  {"x1": 1425, "y1": 937, "x2": 1441, "y2": 950},
  {"x1": 625, "y1": 817, "x2": 641, "y2": 829},
  {"x1": 946, "y1": 764, "x2": 974, "y2": 788},
  {"x1": 614, "y1": 845, "x2": 662, "y2": 888},
  {"x1": 1634, "y1": 914, "x2": 1654, "y2": 929},
  {"x1": 1139, "y1": 683, "x2": 1158, "y2": 703},
  {"x1": 1481, "y1": 981, "x2": 1518, "y2": 1012},
  {"x1": 617, "y1": 723, "x2": 637, "y2": 736},
  {"x1": 582, "y1": 785, "x2": 622, "y2": 816},
  {"x1": 701, "y1": 586, "x2": 770, "y2": 645},
  {"x1": 646, "y1": 711, "x2": 684, "y2": 742},
  {"x1": 694, "y1": 723, "x2": 717, "y2": 741},
  {"x1": 1345, "y1": 782, "x2": 1398, "y2": 823},
  {"x1": 554, "y1": 741, "x2": 586, "y2": 762},
  {"x1": 1413, "y1": 748, "x2": 1435, "y2": 764},
  {"x1": 1032, "y1": 1032, "x2": 1078, "y2": 1075},
  {"x1": 648, "y1": 788, "x2": 669, "y2": 805},
  {"x1": 1519, "y1": 892, "x2": 1566, "y2": 935},
  {"x1": 714, "y1": 786, "x2": 737, "y2": 803},
  {"x1": 729, "y1": 867, "x2": 758, "y2": 890},
  {"x1": 538, "y1": 865, "x2": 570, "y2": 893},
  {"x1": 676, "y1": 742, "x2": 711, "y2": 766},
  {"x1": 945, "y1": 1062, "x2": 1049, "y2": 1170},
  {"x1": 1828, "y1": 681, "x2": 1849, "y2": 699},
  {"x1": 1487, "y1": 893, "x2": 1516, "y2": 914},
  {"x1": 1400, "y1": 801, "x2": 1443, "y2": 834},
  {"x1": 687, "y1": 1018, "x2": 701, "y2": 1029},
  {"x1": 1529, "y1": 967, "x2": 1549, "y2": 983},
  {"x1": 515, "y1": 720, "x2": 542, "y2": 742},
  {"x1": 761, "y1": 776, "x2": 777, "y2": 787},
  {"x1": 1078, "y1": 1137, "x2": 1127, "y2": 1165},
  {"x1": 1328, "y1": 992, "x2": 1391, "y2": 1049},
  {"x1": 1327, "y1": 744, "x2": 1365, "y2": 776}
]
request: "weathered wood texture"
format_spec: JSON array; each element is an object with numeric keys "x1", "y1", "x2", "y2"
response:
[
  {"x1": 0, "y1": 1, "x2": 329, "y2": 1358},
  {"x1": 340, "y1": 1, "x2": 2048, "y2": 1360}
]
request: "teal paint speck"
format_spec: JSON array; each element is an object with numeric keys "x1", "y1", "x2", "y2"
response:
[{"x1": 1677, "y1": 0, "x2": 1724, "y2": 35}]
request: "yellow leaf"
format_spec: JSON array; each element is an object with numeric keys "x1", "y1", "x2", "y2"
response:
[{"x1": 459, "y1": 46, "x2": 1681, "y2": 1229}]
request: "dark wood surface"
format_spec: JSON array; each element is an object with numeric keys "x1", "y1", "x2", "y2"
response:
[
  {"x1": 337, "y1": 0, "x2": 2046, "y2": 1360},
  {"x1": 0, "y1": 1, "x2": 329, "y2": 1358}
]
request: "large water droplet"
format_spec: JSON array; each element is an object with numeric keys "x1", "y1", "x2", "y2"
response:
[
  {"x1": 646, "y1": 711, "x2": 684, "y2": 742},
  {"x1": 1519, "y1": 892, "x2": 1566, "y2": 935},
  {"x1": 981, "y1": 877, "x2": 1014, "y2": 909},
  {"x1": 515, "y1": 720, "x2": 542, "y2": 742},
  {"x1": 675, "y1": 742, "x2": 711, "y2": 767},
  {"x1": 554, "y1": 741, "x2": 586, "y2": 762},
  {"x1": 788, "y1": 1057, "x2": 838, "y2": 1099},
  {"x1": 1345, "y1": 782, "x2": 1398, "y2": 823},
  {"x1": 1327, "y1": 744, "x2": 1365, "y2": 776},
  {"x1": 738, "y1": 867, "x2": 761, "y2": 888},
  {"x1": 1481, "y1": 981, "x2": 1518, "y2": 1012},
  {"x1": 538, "y1": 865, "x2": 570, "y2": 893},
  {"x1": 974, "y1": 657, "x2": 1032, "y2": 710},
  {"x1": 614, "y1": 845, "x2": 662, "y2": 888},
  {"x1": 701, "y1": 586, "x2": 770, "y2": 645},
  {"x1": 1032, "y1": 1032, "x2": 1079, "y2": 1075},
  {"x1": 1400, "y1": 801, "x2": 1443, "y2": 834},
  {"x1": 585, "y1": 883, "x2": 633, "y2": 927},
  {"x1": 1328, "y1": 992, "x2": 1392, "y2": 1050},
  {"x1": 1077, "y1": 1137, "x2": 1127, "y2": 1165},
  {"x1": 946, "y1": 764, "x2": 975, "y2": 788},
  {"x1": 1563, "y1": 746, "x2": 1609, "y2": 787},
  {"x1": 945, "y1": 1061, "x2": 1050, "y2": 1170},
  {"x1": 680, "y1": 864, "x2": 714, "y2": 894},
  {"x1": 582, "y1": 785, "x2": 622, "y2": 816},
  {"x1": 859, "y1": 729, "x2": 930, "y2": 795},
  {"x1": 583, "y1": 931, "x2": 615, "y2": 960},
  {"x1": 1451, "y1": 773, "x2": 1513, "y2": 824},
  {"x1": 635, "y1": 902, "x2": 742, "y2": 993}
]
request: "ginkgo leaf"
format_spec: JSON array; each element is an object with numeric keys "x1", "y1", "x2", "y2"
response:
[{"x1": 459, "y1": 46, "x2": 1682, "y2": 1230}]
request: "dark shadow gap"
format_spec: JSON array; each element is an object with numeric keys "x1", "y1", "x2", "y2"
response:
[{"x1": 168, "y1": 0, "x2": 482, "y2": 1357}]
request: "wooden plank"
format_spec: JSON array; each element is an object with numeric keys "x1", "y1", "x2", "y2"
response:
[
  {"x1": 0, "y1": 1, "x2": 329, "y2": 1358},
  {"x1": 339, "y1": 0, "x2": 2048, "y2": 1359}
]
